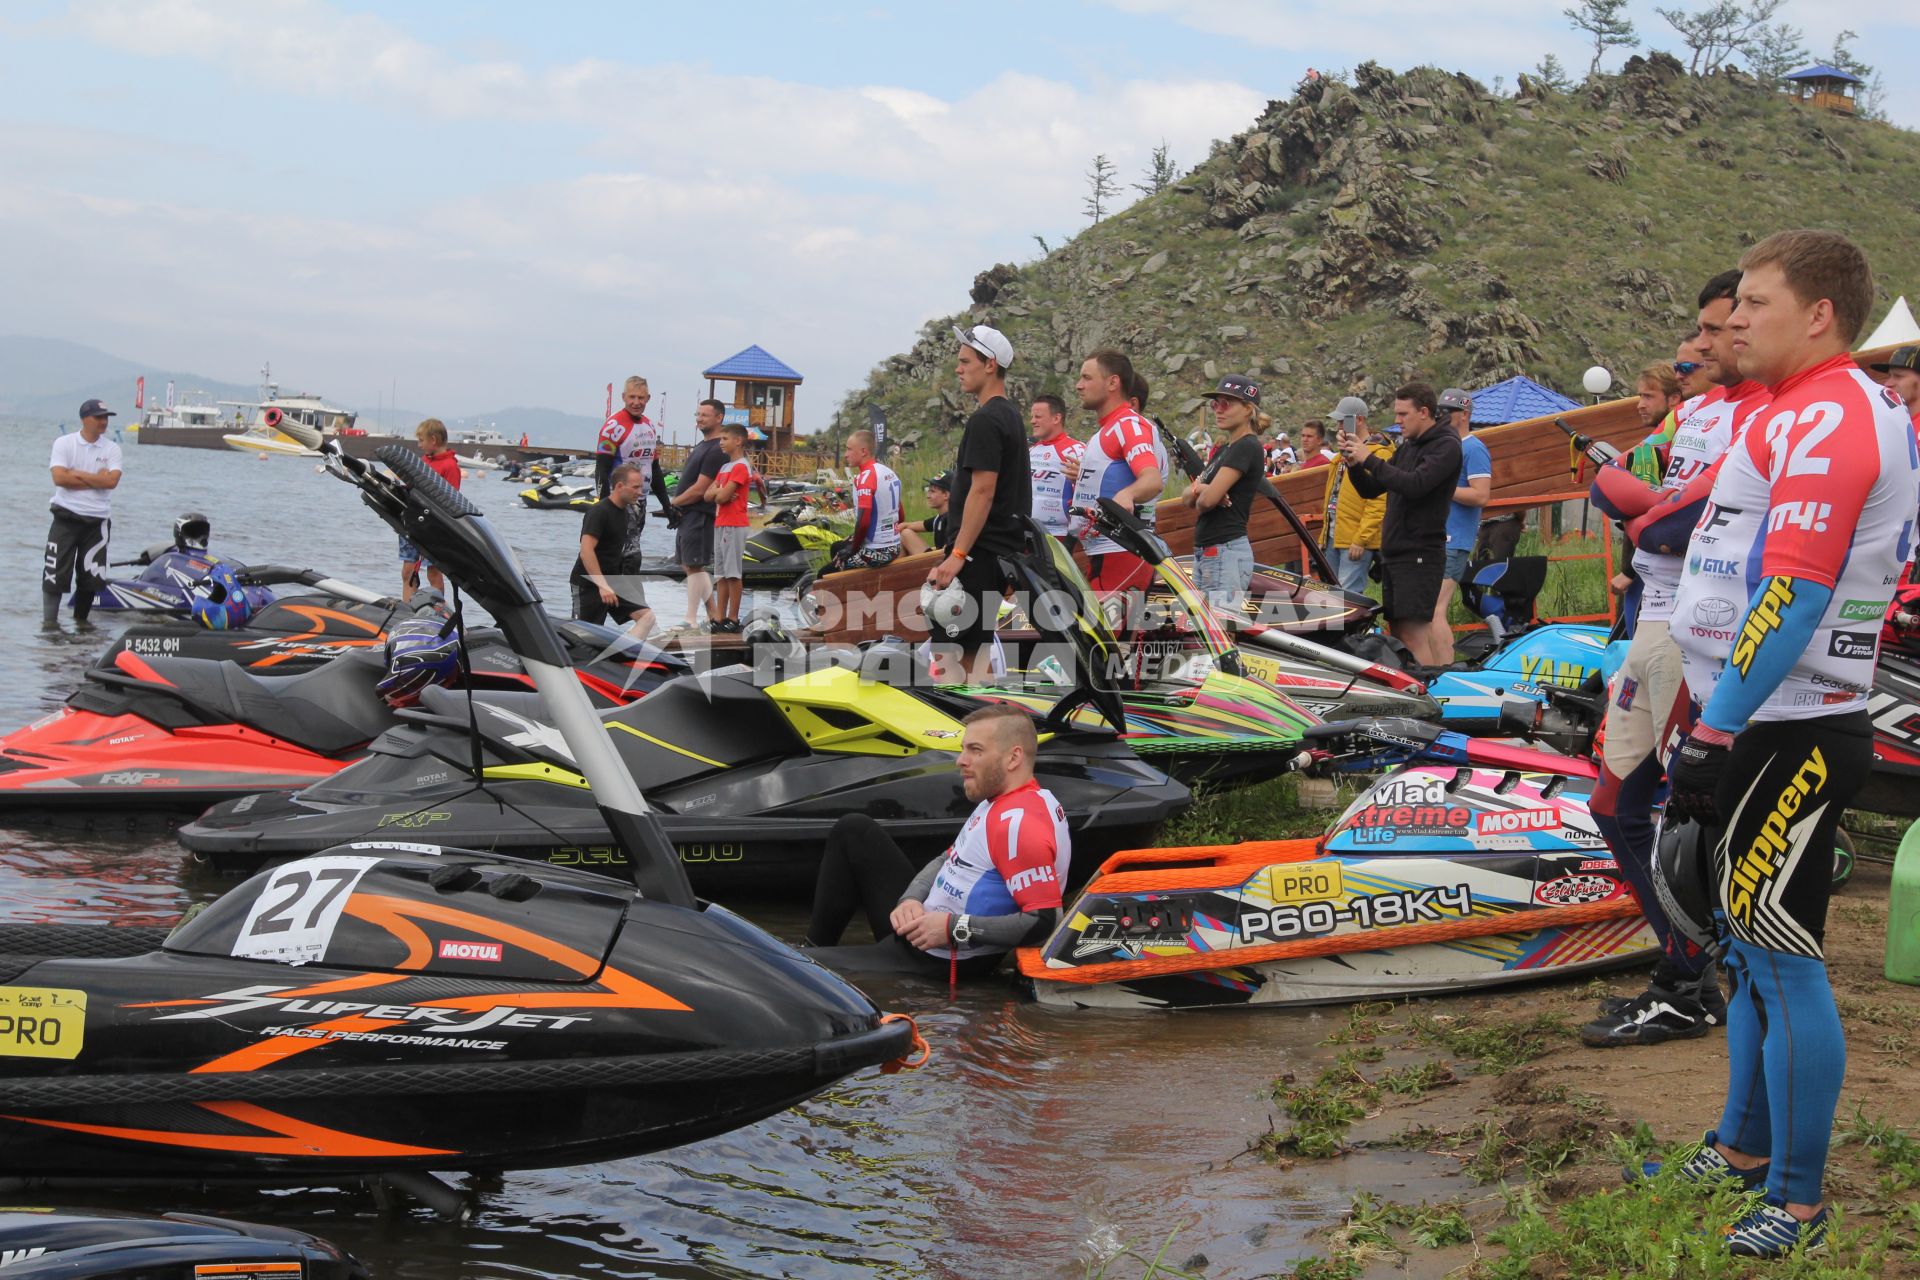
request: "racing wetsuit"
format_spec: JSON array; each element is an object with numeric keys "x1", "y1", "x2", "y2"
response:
[
  {"x1": 1671, "y1": 353, "x2": 1920, "y2": 1208},
  {"x1": 844, "y1": 459, "x2": 904, "y2": 569},
  {"x1": 1586, "y1": 381, "x2": 1764, "y2": 977},
  {"x1": 805, "y1": 780, "x2": 1071, "y2": 977},
  {"x1": 1029, "y1": 433, "x2": 1085, "y2": 537},
  {"x1": 1069, "y1": 406, "x2": 1166, "y2": 593},
  {"x1": 595, "y1": 409, "x2": 671, "y2": 512}
]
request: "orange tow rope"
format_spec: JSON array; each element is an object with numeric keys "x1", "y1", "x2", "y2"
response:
[
  {"x1": 878, "y1": 1013, "x2": 930, "y2": 1073},
  {"x1": 1017, "y1": 897, "x2": 1641, "y2": 986}
]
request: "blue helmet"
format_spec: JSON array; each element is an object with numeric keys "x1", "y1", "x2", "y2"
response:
[
  {"x1": 189, "y1": 562, "x2": 255, "y2": 631},
  {"x1": 378, "y1": 618, "x2": 462, "y2": 706}
]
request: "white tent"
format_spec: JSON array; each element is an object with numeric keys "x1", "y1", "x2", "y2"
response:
[{"x1": 1859, "y1": 296, "x2": 1920, "y2": 350}]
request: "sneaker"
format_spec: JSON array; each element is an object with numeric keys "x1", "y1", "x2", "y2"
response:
[
  {"x1": 1723, "y1": 1194, "x2": 1827, "y2": 1257},
  {"x1": 1627, "y1": 1129, "x2": 1770, "y2": 1189},
  {"x1": 1602, "y1": 964, "x2": 1727, "y2": 1019},
  {"x1": 1581, "y1": 989, "x2": 1716, "y2": 1047}
]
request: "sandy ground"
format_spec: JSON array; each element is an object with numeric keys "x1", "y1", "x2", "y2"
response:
[{"x1": 1280, "y1": 853, "x2": 1920, "y2": 1278}]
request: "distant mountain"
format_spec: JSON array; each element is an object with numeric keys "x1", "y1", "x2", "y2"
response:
[
  {"x1": 0, "y1": 337, "x2": 602, "y2": 446},
  {"x1": 0, "y1": 336, "x2": 265, "y2": 426}
]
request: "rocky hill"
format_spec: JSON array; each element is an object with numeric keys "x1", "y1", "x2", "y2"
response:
[{"x1": 832, "y1": 56, "x2": 1920, "y2": 451}]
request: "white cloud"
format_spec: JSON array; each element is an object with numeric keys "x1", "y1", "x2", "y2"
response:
[{"x1": 24, "y1": 0, "x2": 1267, "y2": 419}]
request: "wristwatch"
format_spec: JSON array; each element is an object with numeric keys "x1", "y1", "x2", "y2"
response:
[{"x1": 950, "y1": 914, "x2": 974, "y2": 944}]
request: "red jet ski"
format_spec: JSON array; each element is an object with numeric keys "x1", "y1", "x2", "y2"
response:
[{"x1": 0, "y1": 622, "x2": 687, "y2": 816}]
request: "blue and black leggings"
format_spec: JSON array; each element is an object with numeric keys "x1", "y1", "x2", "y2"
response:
[{"x1": 1713, "y1": 711, "x2": 1871, "y2": 1206}]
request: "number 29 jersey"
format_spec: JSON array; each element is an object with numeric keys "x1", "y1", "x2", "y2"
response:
[{"x1": 1672, "y1": 353, "x2": 1920, "y2": 721}]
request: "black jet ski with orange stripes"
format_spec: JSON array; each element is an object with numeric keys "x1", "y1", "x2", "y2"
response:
[
  {"x1": 0, "y1": 439, "x2": 921, "y2": 1201},
  {"x1": 0, "y1": 844, "x2": 915, "y2": 1184}
]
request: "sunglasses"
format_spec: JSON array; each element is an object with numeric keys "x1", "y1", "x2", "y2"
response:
[{"x1": 1673, "y1": 361, "x2": 1702, "y2": 375}]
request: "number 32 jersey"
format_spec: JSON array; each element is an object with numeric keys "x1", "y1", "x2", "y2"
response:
[
  {"x1": 922, "y1": 779, "x2": 1071, "y2": 959},
  {"x1": 1673, "y1": 353, "x2": 1920, "y2": 721}
]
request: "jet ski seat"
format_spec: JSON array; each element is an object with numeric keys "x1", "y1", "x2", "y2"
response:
[
  {"x1": 600, "y1": 671, "x2": 808, "y2": 790},
  {"x1": 96, "y1": 650, "x2": 396, "y2": 756}
]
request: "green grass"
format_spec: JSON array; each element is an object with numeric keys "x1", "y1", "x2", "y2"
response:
[
  {"x1": 1157, "y1": 774, "x2": 1352, "y2": 847},
  {"x1": 1408, "y1": 1011, "x2": 1570, "y2": 1073}
]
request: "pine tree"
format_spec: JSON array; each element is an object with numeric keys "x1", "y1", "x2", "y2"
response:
[
  {"x1": 1083, "y1": 154, "x2": 1119, "y2": 223},
  {"x1": 1133, "y1": 141, "x2": 1178, "y2": 197},
  {"x1": 1564, "y1": 0, "x2": 1637, "y2": 77},
  {"x1": 1533, "y1": 53, "x2": 1574, "y2": 92},
  {"x1": 1743, "y1": 20, "x2": 1808, "y2": 88},
  {"x1": 1655, "y1": 0, "x2": 1784, "y2": 77}
]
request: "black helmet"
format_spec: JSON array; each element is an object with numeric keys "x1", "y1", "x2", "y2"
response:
[
  {"x1": 1651, "y1": 818, "x2": 1724, "y2": 960},
  {"x1": 173, "y1": 512, "x2": 211, "y2": 552}
]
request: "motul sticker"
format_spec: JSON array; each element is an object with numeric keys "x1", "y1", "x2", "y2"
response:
[
  {"x1": 193, "y1": 1264, "x2": 304, "y2": 1278},
  {"x1": 1534, "y1": 874, "x2": 1619, "y2": 906},
  {"x1": 1476, "y1": 809, "x2": 1558, "y2": 835},
  {"x1": 437, "y1": 939, "x2": 503, "y2": 962}
]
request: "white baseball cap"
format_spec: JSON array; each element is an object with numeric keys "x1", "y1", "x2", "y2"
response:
[{"x1": 952, "y1": 324, "x2": 1014, "y2": 370}]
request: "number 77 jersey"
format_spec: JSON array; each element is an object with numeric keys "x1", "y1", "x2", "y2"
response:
[{"x1": 1672, "y1": 353, "x2": 1920, "y2": 720}]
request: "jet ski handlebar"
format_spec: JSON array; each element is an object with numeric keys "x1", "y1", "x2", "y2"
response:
[
  {"x1": 326, "y1": 443, "x2": 568, "y2": 669},
  {"x1": 1296, "y1": 716, "x2": 1451, "y2": 773},
  {"x1": 322, "y1": 441, "x2": 697, "y2": 908}
]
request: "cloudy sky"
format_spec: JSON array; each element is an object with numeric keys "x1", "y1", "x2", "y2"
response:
[{"x1": 3, "y1": 0, "x2": 1914, "y2": 436}]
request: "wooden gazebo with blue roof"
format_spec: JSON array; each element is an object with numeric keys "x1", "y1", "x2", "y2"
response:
[
  {"x1": 1781, "y1": 64, "x2": 1861, "y2": 116},
  {"x1": 1465, "y1": 375, "x2": 1580, "y2": 426},
  {"x1": 703, "y1": 344, "x2": 803, "y2": 451}
]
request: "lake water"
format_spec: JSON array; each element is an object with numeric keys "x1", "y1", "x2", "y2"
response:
[{"x1": 0, "y1": 428, "x2": 1449, "y2": 1278}]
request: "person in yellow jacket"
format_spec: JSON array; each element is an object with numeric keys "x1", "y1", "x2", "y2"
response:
[{"x1": 1320, "y1": 395, "x2": 1392, "y2": 594}]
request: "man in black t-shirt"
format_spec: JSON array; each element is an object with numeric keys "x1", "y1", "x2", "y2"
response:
[
  {"x1": 926, "y1": 325, "x2": 1029, "y2": 680},
  {"x1": 572, "y1": 462, "x2": 653, "y2": 637},
  {"x1": 668, "y1": 400, "x2": 728, "y2": 629},
  {"x1": 899, "y1": 470, "x2": 952, "y2": 555}
]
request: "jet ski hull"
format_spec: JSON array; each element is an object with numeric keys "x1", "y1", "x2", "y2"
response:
[
  {"x1": 180, "y1": 753, "x2": 1182, "y2": 895},
  {"x1": 0, "y1": 629, "x2": 683, "y2": 814},
  {"x1": 0, "y1": 850, "x2": 914, "y2": 1179},
  {"x1": 1022, "y1": 751, "x2": 1650, "y2": 1010}
]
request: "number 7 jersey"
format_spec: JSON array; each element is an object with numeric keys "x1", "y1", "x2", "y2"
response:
[
  {"x1": 922, "y1": 779, "x2": 1071, "y2": 958},
  {"x1": 1672, "y1": 353, "x2": 1920, "y2": 721}
]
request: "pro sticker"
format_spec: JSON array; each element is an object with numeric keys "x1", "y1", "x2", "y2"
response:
[{"x1": 0, "y1": 987, "x2": 87, "y2": 1060}]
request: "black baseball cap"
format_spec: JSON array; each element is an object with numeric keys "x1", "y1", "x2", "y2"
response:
[
  {"x1": 1212, "y1": 375, "x2": 1261, "y2": 407},
  {"x1": 78, "y1": 398, "x2": 116, "y2": 419},
  {"x1": 1871, "y1": 345, "x2": 1920, "y2": 374},
  {"x1": 926, "y1": 470, "x2": 953, "y2": 491}
]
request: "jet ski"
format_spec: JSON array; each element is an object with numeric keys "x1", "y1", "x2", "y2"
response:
[
  {"x1": 99, "y1": 569, "x2": 423, "y2": 672},
  {"x1": 0, "y1": 1208, "x2": 363, "y2": 1278},
  {"x1": 517, "y1": 471, "x2": 596, "y2": 509},
  {"x1": 1020, "y1": 715, "x2": 1656, "y2": 1010},
  {"x1": 74, "y1": 513, "x2": 276, "y2": 615},
  {"x1": 0, "y1": 437, "x2": 920, "y2": 1202},
  {"x1": 950, "y1": 498, "x2": 1321, "y2": 787},
  {"x1": 633, "y1": 517, "x2": 842, "y2": 590},
  {"x1": 0, "y1": 619, "x2": 690, "y2": 815},
  {"x1": 180, "y1": 664, "x2": 1188, "y2": 896},
  {"x1": 182, "y1": 512, "x2": 1192, "y2": 895}
]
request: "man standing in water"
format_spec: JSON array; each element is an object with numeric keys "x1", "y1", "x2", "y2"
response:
[
  {"x1": 42, "y1": 398, "x2": 122, "y2": 632},
  {"x1": 925, "y1": 325, "x2": 1029, "y2": 681}
]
